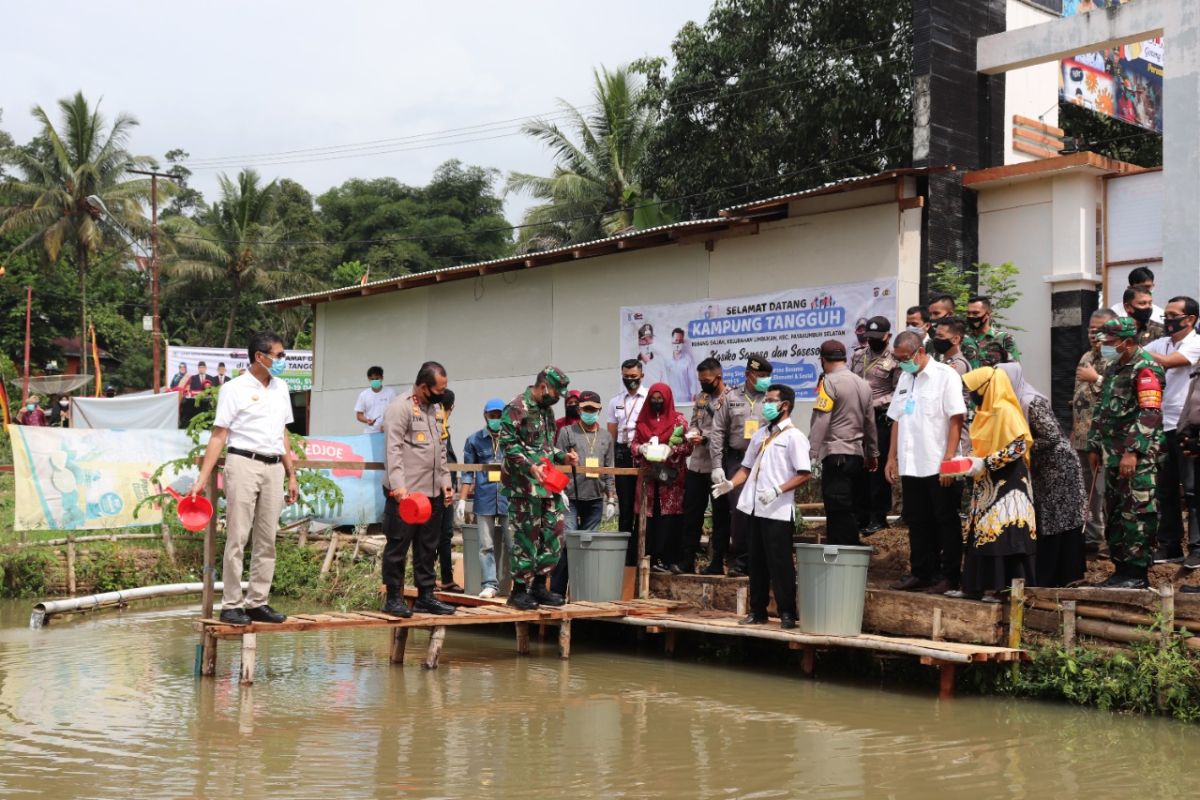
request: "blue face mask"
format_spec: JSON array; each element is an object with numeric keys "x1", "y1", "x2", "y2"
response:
[
  {"x1": 762, "y1": 401, "x2": 783, "y2": 421},
  {"x1": 265, "y1": 354, "x2": 286, "y2": 377},
  {"x1": 898, "y1": 359, "x2": 919, "y2": 375},
  {"x1": 370, "y1": 379, "x2": 383, "y2": 390},
  {"x1": 1100, "y1": 345, "x2": 1119, "y2": 360},
  {"x1": 580, "y1": 411, "x2": 599, "y2": 426},
  {"x1": 486, "y1": 418, "x2": 502, "y2": 432},
  {"x1": 754, "y1": 376, "x2": 772, "y2": 393}
]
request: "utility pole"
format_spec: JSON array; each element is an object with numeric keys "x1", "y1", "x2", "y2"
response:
[{"x1": 129, "y1": 169, "x2": 180, "y2": 393}]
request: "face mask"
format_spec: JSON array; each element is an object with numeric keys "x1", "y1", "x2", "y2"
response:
[
  {"x1": 59, "y1": 400, "x2": 69, "y2": 407},
  {"x1": 263, "y1": 353, "x2": 286, "y2": 377},
  {"x1": 640, "y1": 345, "x2": 653, "y2": 358},
  {"x1": 486, "y1": 418, "x2": 502, "y2": 432},
  {"x1": 753, "y1": 376, "x2": 772, "y2": 393},
  {"x1": 762, "y1": 401, "x2": 783, "y2": 421},
  {"x1": 26, "y1": 404, "x2": 36, "y2": 412},
  {"x1": 867, "y1": 338, "x2": 887, "y2": 354},
  {"x1": 1100, "y1": 344, "x2": 1119, "y2": 360},
  {"x1": 1165, "y1": 317, "x2": 1188, "y2": 335},
  {"x1": 580, "y1": 411, "x2": 599, "y2": 426},
  {"x1": 425, "y1": 386, "x2": 446, "y2": 406},
  {"x1": 565, "y1": 404, "x2": 580, "y2": 418},
  {"x1": 672, "y1": 343, "x2": 683, "y2": 355},
  {"x1": 699, "y1": 381, "x2": 717, "y2": 396},
  {"x1": 370, "y1": 379, "x2": 383, "y2": 390},
  {"x1": 906, "y1": 325, "x2": 926, "y2": 336},
  {"x1": 968, "y1": 315, "x2": 987, "y2": 331},
  {"x1": 537, "y1": 392, "x2": 558, "y2": 409},
  {"x1": 649, "y1": 400, "x2": 665, "y2": 414},
  {"x1": 931, "y1": 338, "x2": 953, "y2": 355},
  {"x1": 855, "y1": 332, "x2": 867, "y2": 345},
  {"x1": 622, "y1": 377, "x2": 640, "y2": 392},
  {"x1": 899, "y1": 359, "x2": 919, "y2": 374},
  {"x1": 1130, "y1": 307, "x2": 1154, "y2": 325}
]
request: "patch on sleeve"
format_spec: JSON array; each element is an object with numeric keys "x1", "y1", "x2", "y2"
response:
[
  {"x1": 814, "y1": 380, "x2": 834, "y2": 413},
  {"x1": 1137, "y1": 367, "x2": 1163, "y2": 409}
]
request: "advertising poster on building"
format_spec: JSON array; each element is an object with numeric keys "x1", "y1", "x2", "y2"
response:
[
  {"x1": 1060, "y1": 1, "x2": 1163, "y2": 132},
  {"x1": 166, "y1": 345, "x2": 314, "y2": 392},
  {"x1": 619, "y1": 279, "x2": 898, "y2": 402},
  {"x1": 280, "y1": 434, "x2": 386, "y2": 527}
]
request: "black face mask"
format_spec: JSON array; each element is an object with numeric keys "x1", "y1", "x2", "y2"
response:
[
  {"x1": 425, "y1": 386, "x2": 446, "y2": 406},
  {"x1": 930, "y1": 337, "x2": 953, "y2": 355},
  {"x1": 699, "y1": 381, "x2": 718, "y2": 396},
  {"x1": 855, "y1": 332, "x2": 867, "y2": 345},
  {"x1": 1130, "y1": 307, "x2": 1154, "y2": 325},
  {"x1": 622, "y1": 377, "x2": 641, "y2": 392},
  {"x1": 649, "y1": 400, "x2": 665, "y2": 414},
  {"x1": 538, "y1": 392, "x2": 559, "y2": 409},
  {"x1": 968, "y1": 315, "x2": 987, "y2": 331},
  {"x1": 565, "y1": 404, "x2": 580, "y2": 418},
  {"x1": 1165, "y1": 316, "x2": 1191, "y2": 335},
  {"x1": 867, "y1": 338, "x2": 887, "y2": 354}
]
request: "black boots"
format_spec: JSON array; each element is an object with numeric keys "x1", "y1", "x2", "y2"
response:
[
  {"x1": 413, "y1": 589, "x2": 456, "y2": 615},
  {"x1": 1098, "y1": 562, "x2": 1150, "y2": 590},
  {"x1": 507, "y1": 582, "x2": 539, "y2": 611},
  {"x1": 382, "y1": 586, "x2": 412, "y2": 618},
  {"x1": 530, "y1": 576, "x2": 565, "y2": 607}
]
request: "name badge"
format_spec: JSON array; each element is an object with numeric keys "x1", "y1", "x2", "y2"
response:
[
  {"x1": 487, "y1": 467, "x2": 501, "y2": 483},
  {"x1": 585, "y1": 456, "x2": 600, "y2": 478},
  {"x1": 743, "y1": 419, "x2": 759, "y2": 438}
]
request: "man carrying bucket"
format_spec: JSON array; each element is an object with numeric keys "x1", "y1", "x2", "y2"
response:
[{"x1": 499, "y1": 366, "x2": 580, "y2": 610}]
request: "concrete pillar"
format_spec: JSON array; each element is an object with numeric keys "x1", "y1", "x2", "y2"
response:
[{"x1": 1162, "y1": 2, "x2": 1200, "y2": 301}]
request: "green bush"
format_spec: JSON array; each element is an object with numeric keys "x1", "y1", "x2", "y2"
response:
[{"x1": 0, "y1": 548, "x2": 57, "y2": 597}]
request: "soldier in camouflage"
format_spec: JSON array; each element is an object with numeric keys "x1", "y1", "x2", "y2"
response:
[
  {"x1": 499, "y1": 366, "x2": 580, "y2": 610},
  {"x1": 1087, "y1": 316, "x2": 1165, "y2": 588},
  {"x1": 965, "y1": 296, "x2": 1020, "y2": 368},
  {"x1": 1117, "y1": 285, "x2": 1166, "y2": 346}
]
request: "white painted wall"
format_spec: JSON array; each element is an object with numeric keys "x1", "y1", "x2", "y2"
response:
[
  {"x1": 1005, "y1": 0, "x2": 1063, "y2": 164},
  {"x1": 310, "y1": 194, "x2": 919, "y2": 451}
]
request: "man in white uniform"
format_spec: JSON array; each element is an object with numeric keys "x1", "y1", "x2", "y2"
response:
[
  {"x1": 354, "y1": 365, "x2": 396, "y2": 434},
  {"x1": 192, "y1": 331, "x2": 298, "y2": 626}
]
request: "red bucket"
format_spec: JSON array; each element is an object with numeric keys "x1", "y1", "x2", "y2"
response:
[
  {"x1": 939, "y1": 457, "x2": 974, "y2": 477},
  {"x1": 400, "y1": 492, "x2": 433, "y2": 525},
  {"x1": 539, "y1": 458, "x2": 570, "y2": 493},
  {"x1": 166, "y1": 487, "x2": 214, "y2": 532}
]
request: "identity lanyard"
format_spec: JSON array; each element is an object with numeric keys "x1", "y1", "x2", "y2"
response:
[
  {"x1": 750, "y1": 426, "x2": 787, "y2": 483},
  {"x1": 620, "y1": 392, "x2": 640, "y2": 442},
  {"x1": 582, "y1": 427, "x2": 599, "y2": 455}
]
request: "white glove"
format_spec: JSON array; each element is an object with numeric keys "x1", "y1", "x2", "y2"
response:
[
  {"x1": 560, "y1": 491, "x2": 571, "y2": 511},
  {"x1": 710, "y1": 468, "x2": 726, "y2": 485},
  {"x1": 712, "y1": 480, "x2": 734, "y2": 499},
  {"x1": 453, "y1": 499, "x2": 466, "y2": 526},
  {"x1": 967, "y1": 457, "x2": 986, "y2": 477},
  {"x1": 603, "y1": 499, "x2": 616, "y2": 521},
  {"x1": 638, "y1": 443, "x2": 650, "y2": 457},
  {"x1": 756, "y1": 486, "x2": 780, "y2": 506}
]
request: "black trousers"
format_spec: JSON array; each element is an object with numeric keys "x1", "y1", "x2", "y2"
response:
[
  {"x1": 1156, "y1": 430, "x2": 1197, "y2": 552},
  {"x1": 746, "y1": 513, "x2": 797, "y2": 617},
  {"x1": 721, "y1": 451, "x2": 749, "y2": 571},
  {"x1": 647, "y1": 510, "x2": 683, "y2": 566},
  {"x1": 437, "y1": 497, "x2": 455, "y2": 583},
  {"x1": 900, "y1": 475, "x2": 963, "y2": 585},
  {"x1": 822, "y1": 454, "x2": 864, "y2": 546},
  {"x1": 680, "y1": 469, "x2": 711, "y2": 569},
  {"x1": 615, "y1": 444, "x2": 636, "y2": 536},
  {"x1": 855, "y1": 413, "x2": 892, "y2": 526},
  {"x1": 382, "y1": 494, "x2": 443, "y2": 591}
]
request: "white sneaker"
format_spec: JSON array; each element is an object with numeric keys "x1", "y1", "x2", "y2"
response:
[{"x1": 479, "y1": 586, "x2": 498, "y2": 599}]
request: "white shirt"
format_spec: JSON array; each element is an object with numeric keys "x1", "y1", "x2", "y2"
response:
[
  {"x1": 1144, "y1": 331, "x2": 1200, "y2": 430},
  {"x1": 1110, "y1": 302, "x2": 1165, "y2": 325},
  {"x1": 606, "y1": 385, "x2": 648, "y2": 445},
  {"x1": 665, "y1": 350, "x2": 700, "y2": 402},
  {"x1": 886, "y1": 359, "x2": 966, "y2": 478},
  {"x1": 737, "y1": 419, "x2": 811, "y2": 521},
  {"x1": 213, "y1": 371, "x2": 294, "y2": 456},
  {"x1": 354, "y1": 385, "x2": 397, "y2": 433}
]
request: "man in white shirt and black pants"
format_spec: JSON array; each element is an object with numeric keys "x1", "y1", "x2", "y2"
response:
[
  {"x1": 884, "y1": 331, "x2": 966, "y2": 595},
  {"x1": 354, "y1": 365, "x2": 396, "y2": 433},
  {"x1": 192, "y1": 331, "x2": 299, "y2": 626},
  {"x1": 712, "y1": 384, "x2": 811, "y2": 630},
  {"x1": 606, "y1": 359, "x2": 648, "y2": 560}
]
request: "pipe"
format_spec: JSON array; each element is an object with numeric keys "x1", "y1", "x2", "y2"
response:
[{"x1": 30, "y1": 581, "x2": 248, "y2": 629}]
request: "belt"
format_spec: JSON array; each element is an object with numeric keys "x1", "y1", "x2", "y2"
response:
[{"x1": 228, "y1": 446, "x2": 282, "y2": 465}]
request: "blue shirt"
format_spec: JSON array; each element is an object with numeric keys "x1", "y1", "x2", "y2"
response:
[{"x1": 462, "y1": 427, "x2": 508, "y2": 516}]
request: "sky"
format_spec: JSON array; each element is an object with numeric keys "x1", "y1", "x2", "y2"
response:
[{"x1": 0, "y1": 0, "x2": 713, "y2": 225}]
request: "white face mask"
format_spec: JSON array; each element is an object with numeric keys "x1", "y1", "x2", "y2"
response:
[
  {"x1": 640, "y1": 344, "x2": 653, "y2": 358},
  {"x1": 672, "y1": 343, "x2": 683, "y2": 355},
  {"x1": 906, "y1": 325, "x2": 926, "y2": 336}
]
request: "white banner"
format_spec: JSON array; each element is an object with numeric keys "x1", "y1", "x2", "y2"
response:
[
  {"x1": 72, "y1": 393, "x2": 180, "y2": 430},
  {"x1": 620, "y1": 279, "x2": 898, "y2": 402},
  {"x1": 166, "y1": 345, "x2": 313, "y2": 392}
]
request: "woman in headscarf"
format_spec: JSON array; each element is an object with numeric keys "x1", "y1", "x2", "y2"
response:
[
  {"x1": 632, "y1": 383, "x2": 692, "y2": 573},
  {"x1": 998, "y1": 362, "x2": 1087, "y2": 586},
  {"x1": 953, "y1": 367, "x2": 1037, "y2": 601}
]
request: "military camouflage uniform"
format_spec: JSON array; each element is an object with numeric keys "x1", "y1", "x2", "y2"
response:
[
  {"x1": 1087, "y1": 319, "x2": 1165, "y2": 569},
  {"x1": 499, "y1": 369, "x2": 571, "y2": 586},
  {"x1": 1136, "y1": 319, "x2": 1165, "y2": 347},
  {"x1": 966, "y1": 326, "x2": 1020, "y2": 368}
]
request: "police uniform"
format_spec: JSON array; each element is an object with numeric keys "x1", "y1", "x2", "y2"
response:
[
  {"x1": 1087, "y1": 317, "x2": 1165, "y2": 580},
  {"x1": 682, "y1": 384, "x2": 731, "y2": 574},
  {"x1": 850, "y1": 317, "x2": 900, "y2": 530},
  {"x1": 808, "y1": 357, "x2": 878, "y2": 546}
]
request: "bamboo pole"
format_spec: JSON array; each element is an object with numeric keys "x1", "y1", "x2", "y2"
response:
[
  {"x1": 558, "y1": 619, "x2": 571, "y2": 659},
  {"x1": 240, "y1": 634, "x2": 257, "y2": 684},
  {"x1": 1008, "y1": 579, "x2": 1025, "y2": 680},
  {"x1": 320, "y1": 533, "x2": 339, "y2": 577},
  {"x1": 422, "y1": 627, "x2": 446, "y2": 670},
  {"x1": 1026, "y1": 598, "x2": 1200, "y2": 632},
  {"x1": 636, "y1": 476, "x2": 649, "y2": 599},
  {"x1": 1160, "y1": 584, "x2": 1175, "y2": 651},
  {"x1": 65, "y1": 535, "x2": 76, "y2": 595},
  {"x1": 390, "y1": 627, "x2": 409, "y2": 664},
  {"x1": 1062, "y1": 601, "x2": 1077, "y2": 652},
  {"x1": 200, "y1": 469, "x2": 219, "y2": 676},
  {"x1": 515, "y1": 621, "x2": 530, "y2": 655},
  {"x1": 161, "y1": 523, "x2": 176, "y2": 565}
]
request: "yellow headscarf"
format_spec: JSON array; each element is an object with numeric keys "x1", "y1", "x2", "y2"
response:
[{"x1": 962, "y1": 367, "x2": 1031, "y2": 462}]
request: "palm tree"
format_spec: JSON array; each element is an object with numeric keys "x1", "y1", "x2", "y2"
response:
[
  {"x1": 0, "y1": 92, "x2": 153, "y2": 357},
  {"x1": 164, "y1": 169, "x2": 319, "y2": 346},
  {"x1": 506, "y1": 66, "x2": 672, "y2": 252}
]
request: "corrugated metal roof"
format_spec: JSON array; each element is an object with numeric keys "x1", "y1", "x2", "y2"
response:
[{"x1": 718, "y1": 166, "x2": 955, "y2": 216}]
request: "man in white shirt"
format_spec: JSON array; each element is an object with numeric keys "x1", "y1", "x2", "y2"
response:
[
  {"x1": 884, "y1": 331, "x2": 966, "y2": 594},
  {"x1": 606, "y1": 358, "x2": 648, "y2": 549},
  {"x1": 191, "y1": 331, "x2": 299, "y2": 626},
  {"x1": 712, "y1": 384, "x2": 811, "y2": 630},
  {"x1": 354, "y1": 365, "x2": 396, "y2": 434},
  {"x1": 1144, "y1": 296, "x2": 1200, "y2": 566},
  {"x1": 1109, "y1": 266, "x2": 1165, "y2": 325}
]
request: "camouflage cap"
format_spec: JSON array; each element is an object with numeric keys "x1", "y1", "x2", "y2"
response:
[
  {"x1": 542, "y1": 365, "x2": 571, "y2": 391},
  {"x1": 1100, "y1": 316, "x2": 1138, "y2": 340}
]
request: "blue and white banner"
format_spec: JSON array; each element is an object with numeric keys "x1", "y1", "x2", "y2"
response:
[
  {"x1": 281, "y1": 433, "x2": 386, "y2": 527},
  {"x1": 620, "y1": 279, "x2": 898, "y2": 402}
]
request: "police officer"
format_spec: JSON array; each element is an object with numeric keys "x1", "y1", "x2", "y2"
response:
[
  {"x1": 808, "y1": 340, "x2": 878, "y2": 546},
  {"x1": 380, "y1": 361, "x2": 457, "y2": 617},
  {"x1": 708, "y1": 354, "x2": 773, "y2": 577},
  {"x1": 1087, "y1": 317, "x2": 1166, "y2": 589},
  {"x1": 850, "y1": 316, "x2": 900, "y2": 534},
  {"x1": 682, "y1": 358, "x2": 730, "y2": 574}
]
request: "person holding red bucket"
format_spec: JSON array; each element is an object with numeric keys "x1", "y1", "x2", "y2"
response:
[{"x1": 498, "y1": 366, "x2": 580, "y2": 610}]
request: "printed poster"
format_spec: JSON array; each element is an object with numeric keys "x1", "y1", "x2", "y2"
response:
[
  {"x1": 166, "y1": 345, "x2": 313, "y2": 392},
  {"x1": 619, "y1": 279, "x2": 898, "y2": 402},
  {"x1": 280, "y1": 434, "x2": 386, "y2": 527}
]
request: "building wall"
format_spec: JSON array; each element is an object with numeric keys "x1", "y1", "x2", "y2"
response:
[
  {"x1": 311, "y1": 196, "x2": 919, "y2": 450},
  {"x1": 1004, "y1": 0, "x2": 1062, "y2": 164}
]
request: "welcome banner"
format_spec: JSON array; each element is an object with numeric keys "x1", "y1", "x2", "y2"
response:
[{"x1": 619, "y1": 279, "x2": 898, "y2": 402}]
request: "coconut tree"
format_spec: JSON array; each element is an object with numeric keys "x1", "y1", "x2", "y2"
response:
[
  {"x1": 163, "y1": 169, "x2": 319, "y2": 347},
  {"x1": 0, "y1": 92, "x2": 153, "y2": 357},
  {"x1": 506, "y1": 66, "x2": 672, "y2": 252}
]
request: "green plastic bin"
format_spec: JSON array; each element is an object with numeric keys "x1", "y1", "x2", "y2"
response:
[
  {"x1": 565, "y1": 530, "x2": 631, "y2": 602},
  {"x1": 461, "y1": 523, "x2": 483, "y2": 595},
  {"x1": 794, "y1": 543, "x2": 874, "y2": 636}
]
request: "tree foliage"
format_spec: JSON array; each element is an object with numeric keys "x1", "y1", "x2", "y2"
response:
[
  {"x1": 1059, "y1": 101, "x2": 1162, "y2": 168},
  {"x1": 928, "y1": 261, "x2": 1023, "y2": 327}
]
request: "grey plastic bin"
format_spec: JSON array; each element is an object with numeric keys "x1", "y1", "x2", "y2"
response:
[
  {"x1": 461, "y1": 523, "x2": 483, "y2": 595},
  {"x1": 794, "y1": 543, "x2": 874, "y2": 636},
  {"x1": 565, "y1": 530, "x2": 631, "y2": 602}
]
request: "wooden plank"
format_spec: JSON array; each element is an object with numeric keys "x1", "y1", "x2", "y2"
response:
[
  {"x1": 1013, "y1": 126, "x2": 1063, "y2": 149},
  {"x1": 1013, "y1": 140, "x2": 1062, "y2": 160},
  {"x1": 862, "y1": 588, "x2": 1006, "y2": 646},
  {"x1": 1013, "y1": 114, "x2": 1066, "y2": 137}
]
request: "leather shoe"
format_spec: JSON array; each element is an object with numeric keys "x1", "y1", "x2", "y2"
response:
[
  {"x1": 779, "y1": 612, "x2": 797, "y2": 630},
  {"x1": 219, "y1": 608, "x2": 251, "y2": 626},
  {"x1": 530, "y1": 581, "x2": 565, "y2": 607},
  {"x1": 382, "y1": 587, "x2": 412, "y2": 618},
  {"x1": 738, "y1": 613, "x2": 767, "y2": 625},
  {"x1": 246, "y1": 604, "x2": 287, "y2": 623},
  {"x1": 890, "y1": 574, "x2": 929, "y2": 592},
  {"x1": 413, "y1": 592, "x2": 456, "y2": 615},
  {"x1": 699, "y1": 563, "x2": 725, "y2": 576},
  {"x1": 506, "y1": 587, "x2": 539, "y2": 611}
]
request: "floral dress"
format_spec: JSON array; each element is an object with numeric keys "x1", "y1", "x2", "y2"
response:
[
  {"x1": 962, "y1": 436, "x2": 1038, "y2": 594},
  {"x1": 632, "y1": 411, "x2": 692, "y2": 516},
  {"x1": 1027, "y1": 397, "x2": 1086, "y2": 536}
]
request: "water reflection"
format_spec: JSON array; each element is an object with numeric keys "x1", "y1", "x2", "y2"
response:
[{"x1": 0, "y1": 599, "x2": 1195, "y2": 799}]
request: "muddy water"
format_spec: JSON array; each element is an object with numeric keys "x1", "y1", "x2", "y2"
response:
[{"x1": 0, "y1": 598, "x2": 1196, "y2": 799}]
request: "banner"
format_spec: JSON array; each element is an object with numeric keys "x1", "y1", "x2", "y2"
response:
[
  {"x1": 72, "y1": 392, "x2": 180, "y2": 430},
  {"x1": 280, "y1": 434, "x2": 386, "y2": 527},
  {"x1": 11, "y1": 427, "x2": 194, "y2": 531},
  {"x1": 1060, "y1": 1, "x2": 1163, "y2": 133},
  {"x1": 166, "y1": 345, "x2": 313, "y2": 392},
  {"x1": 620, "y1": 279, "x2": 898, "y2": 402}
]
